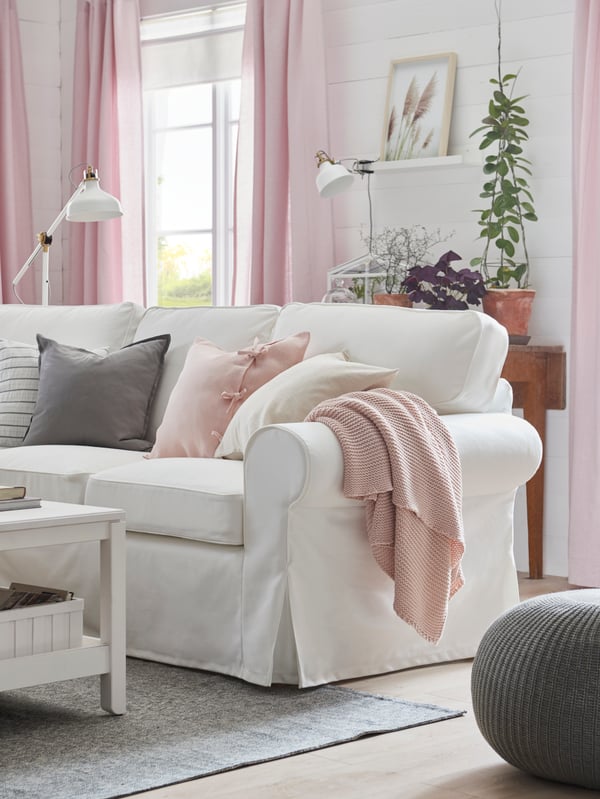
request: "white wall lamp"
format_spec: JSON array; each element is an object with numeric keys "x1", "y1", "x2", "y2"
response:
[
  {"x1": 13, "y1": 165, "x2": 123, "y2": 305},
  {"x1": 314, "y1": 150, "x2": 376, "y2": 198},
  {"x1": 315, "y1": 150, "x2": 385, "y2": 302}
]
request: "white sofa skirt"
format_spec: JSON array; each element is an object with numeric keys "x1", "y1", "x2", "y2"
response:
[{"x1": 0, "y1": 488, "x2": 519, "y2": 688}]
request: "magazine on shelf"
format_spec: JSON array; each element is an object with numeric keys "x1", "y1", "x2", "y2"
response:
[
  {"x1": 0, "y1": 582, "x2": 74, "y2": 611},
  {"x1": 0, "y1": 496, "x2": 41, "y2": 511},
  {"x1": 0, "y1": 485, "x2": 27, "y2": 501}
]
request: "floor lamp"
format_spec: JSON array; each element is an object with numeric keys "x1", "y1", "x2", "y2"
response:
[{"x1": 12, "y1": 165, "x2": 123, "y2": 305}]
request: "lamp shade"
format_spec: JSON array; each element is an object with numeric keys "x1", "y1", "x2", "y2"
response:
[
  {"x1": 66, "y1": 170, "x2": 123, "y2": 222},
  {"x1": 316, "y1": 160, "x2": 354, "y2": 198}
]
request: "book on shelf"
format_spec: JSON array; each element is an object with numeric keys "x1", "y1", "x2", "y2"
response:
[
  {"x1": 0, "y1": 582, "x2": 74, "y2": 611},
  {"x1": 0, "y1": 485, "x2": 27, "y2": 501},
  {"x1": 0, "y1": 496, "x2": 41, "y2": 512}
]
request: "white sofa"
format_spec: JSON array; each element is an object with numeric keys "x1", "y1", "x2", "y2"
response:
[{"x1": 0, "y1": 301, "x2": 541, "y2": 687}]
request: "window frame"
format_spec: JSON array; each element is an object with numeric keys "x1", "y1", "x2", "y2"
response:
[{"x1": 141, "y1": 4, "x2": 244, "y2": 306}]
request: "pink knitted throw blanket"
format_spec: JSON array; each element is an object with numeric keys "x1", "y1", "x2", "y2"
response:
[{"x1": 305, "y1": 387, "x2": 464, "y2": 644}]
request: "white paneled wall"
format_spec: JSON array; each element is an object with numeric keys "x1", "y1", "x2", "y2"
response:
[
  {"x1": 16, "y1": 0, "x2": 573, "y2": 575},
  {"x1": 323, "y1": 0, "x2": 574, "y2": 576}
]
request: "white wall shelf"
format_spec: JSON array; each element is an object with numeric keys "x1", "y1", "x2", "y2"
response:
[{"x1": 374, "y1": 155, "x2": 464, "y2": 171}]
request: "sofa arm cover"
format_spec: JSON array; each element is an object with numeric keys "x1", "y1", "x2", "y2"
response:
[
  {"x1": 441, "y1": 412, "x2": 542, "y2": 497},
  {"x1": 246, "y1": 414, "x2": 541, "y2": 507},
  {"x1": 486, "y1": 378, "x2": 513, "y2": 413},
  {"x1": 240, "y1": 415, "x2": 541, "y2": 685}
]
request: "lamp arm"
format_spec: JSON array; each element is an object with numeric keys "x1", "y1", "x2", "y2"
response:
[{"x1": 12, "y1": 180, "x2": 85, "y2": 290}]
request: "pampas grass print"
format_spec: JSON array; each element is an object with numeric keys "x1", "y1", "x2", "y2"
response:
[{"x1": 385, "y1": 72, "x2": 438, "y2": 160}]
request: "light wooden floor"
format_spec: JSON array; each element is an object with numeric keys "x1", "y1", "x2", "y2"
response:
[{"x1": 139, "y1": 575, "x2": 593, "y2": 799}]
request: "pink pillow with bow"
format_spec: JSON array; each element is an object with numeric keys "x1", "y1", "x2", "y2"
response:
[{"x1": 147, "y1": 331, "x2": 310, "y2": 458}]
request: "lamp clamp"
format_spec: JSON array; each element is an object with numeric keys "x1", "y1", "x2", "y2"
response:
[
  {"x1": 37, "y1": 232, "x2": 53, "y2": 252},
  {"x1": 352, "y1": 159, "x2": 376, "y2": 175}
]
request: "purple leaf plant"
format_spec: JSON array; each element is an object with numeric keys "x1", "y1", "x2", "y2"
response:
[{"x1": 402, "y1": 250, "x2": 486, "y2": 310}]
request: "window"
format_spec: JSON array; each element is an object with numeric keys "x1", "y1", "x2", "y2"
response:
[{"x1": 141, "y1": 3, "x2": 245, "y2": 306}]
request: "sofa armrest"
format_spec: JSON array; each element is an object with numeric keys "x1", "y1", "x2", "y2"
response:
[
  {"x1": 486, "y1": 377, "x2": 513, "y2": 413},
  {"x1": 441, "y1": 412, "x2": 542, "y2": 497},
  {"x1": 241, "y1": 422, "x2": 346, "y2": 685},
  {"x1": 245, "y1": 422, "x2": 346, "y2": 510},
  {"x1": 245, "y1": 413, "x2": 542, "y2": 507},
  {"x1": 240, "y1": 415, "x2": 541, "y2": 686}
]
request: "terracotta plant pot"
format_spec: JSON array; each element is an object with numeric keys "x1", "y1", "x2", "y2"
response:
[
  {"x1": 372, "y1": 293, "x2": 412, "y2": 308},
  {"x1": 482, "y1": 288, "x2": 535, "y2": 343}
]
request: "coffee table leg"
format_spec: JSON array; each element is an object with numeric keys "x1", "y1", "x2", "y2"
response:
[{"x1": 99, "y1": 519, "x2": 127, "y2": 714}]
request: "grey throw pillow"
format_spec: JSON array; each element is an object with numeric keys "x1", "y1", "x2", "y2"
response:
[{"x1": 23, "y1": 334, "x2": 171, "y2": 451}]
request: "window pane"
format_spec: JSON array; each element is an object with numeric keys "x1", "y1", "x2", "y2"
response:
[
  {"x1": 155, "y1": 128, "x2": 213, "y2": 231},
  {"x1": 229, "y1": 121, "x2": 238, "y2": 221},
  {"x1": 152, "y1": 84, "x2": 213, "y2": 128},
  {"x1": 142, "y1": 10, "x2": 244, "y2": 308},
  {"x1": 229, "y1": 80, "x2": 241, "y2": 122},
  {"x1": 157, "y1": 234, "x2": 213, "y2": 307},
  {"x1": 141, "y1": 5, "x2": 246, "y2": 41}
]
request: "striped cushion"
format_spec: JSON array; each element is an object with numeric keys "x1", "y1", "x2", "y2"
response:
[{"x1": 0, "y1": 339, "x2": 39, "y2": 447}]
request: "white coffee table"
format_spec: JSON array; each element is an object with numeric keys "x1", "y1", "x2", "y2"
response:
[{"x1": 0, "y1": 501, "x2": 126, "y2": 714}]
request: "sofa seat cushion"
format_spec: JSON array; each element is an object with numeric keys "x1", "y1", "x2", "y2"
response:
[
  {"x1": 86, "y1": 458, "x2": 244, "y2": 545},
  {"x1": 0, "y1": 445, "x2": 144, "y2": 504}
]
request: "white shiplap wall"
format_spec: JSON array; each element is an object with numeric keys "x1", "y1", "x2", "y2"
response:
[{"x1": 322, "y1": 0, "x2": 574, "y2": 576}]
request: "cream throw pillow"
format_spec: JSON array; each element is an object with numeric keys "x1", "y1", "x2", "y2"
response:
[{"x1": 214, "y1": 352, "x2": 398, "y2": 459}]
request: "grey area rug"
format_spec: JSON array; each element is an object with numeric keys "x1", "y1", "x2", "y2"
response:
[{"x1": 0, "y1": 658, "x2": 465, "y2": 799}]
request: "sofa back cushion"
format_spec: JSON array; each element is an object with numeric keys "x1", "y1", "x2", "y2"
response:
[
  {"x1": 271, "y1": 303, "x2": 508, "y2": 414},
  {"x1": 133, "y1": 305, "x2": 280, "y2": 439},
  {"x1": 0, "y1": 302, "x2": 144, "y2": 350}
]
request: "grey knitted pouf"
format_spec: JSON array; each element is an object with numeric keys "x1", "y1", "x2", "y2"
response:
[{"x1": 471, "y1": 589, "x2": 600, "y2": 790}]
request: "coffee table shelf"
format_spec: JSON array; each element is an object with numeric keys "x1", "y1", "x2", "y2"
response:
[{"x1": 0, "y1": 501, "x2": 126, "y2": 714}]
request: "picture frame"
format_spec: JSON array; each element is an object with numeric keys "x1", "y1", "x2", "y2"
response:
[{"x1": 381, "y1": 53, "x2": 457, "y2": 162}]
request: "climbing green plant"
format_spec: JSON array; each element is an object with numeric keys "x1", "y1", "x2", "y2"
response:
[{"x1": 469, "y1": 2, "x2": 538, "y2": 288}]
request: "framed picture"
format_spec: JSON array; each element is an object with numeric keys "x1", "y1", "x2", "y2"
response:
[{"x1": 381, "y1": 53, "x2": 457, "y2": 162}]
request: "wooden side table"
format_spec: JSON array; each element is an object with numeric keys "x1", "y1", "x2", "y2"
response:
[{"x1": 501, "y1": 344, "x2": 566, "y2": 579}]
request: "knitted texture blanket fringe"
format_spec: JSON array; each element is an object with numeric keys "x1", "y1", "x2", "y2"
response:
[{"x1": 305, "y1": 388, "x2": 464, "y2": 644}]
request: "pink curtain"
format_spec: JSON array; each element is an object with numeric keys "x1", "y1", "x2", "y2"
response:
[
  {"x1": 233, "y1": 0, "x2": 334, "y2": 305},
  {"x1": 0, "y1": 0, "x2": 35, "y2": 303},
  {"x1": 69, "y1": 0, "x2": 144, "y2": 305},
  {"x1": 569, "y1": 0, "x2": 600, "y2": 585}
]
